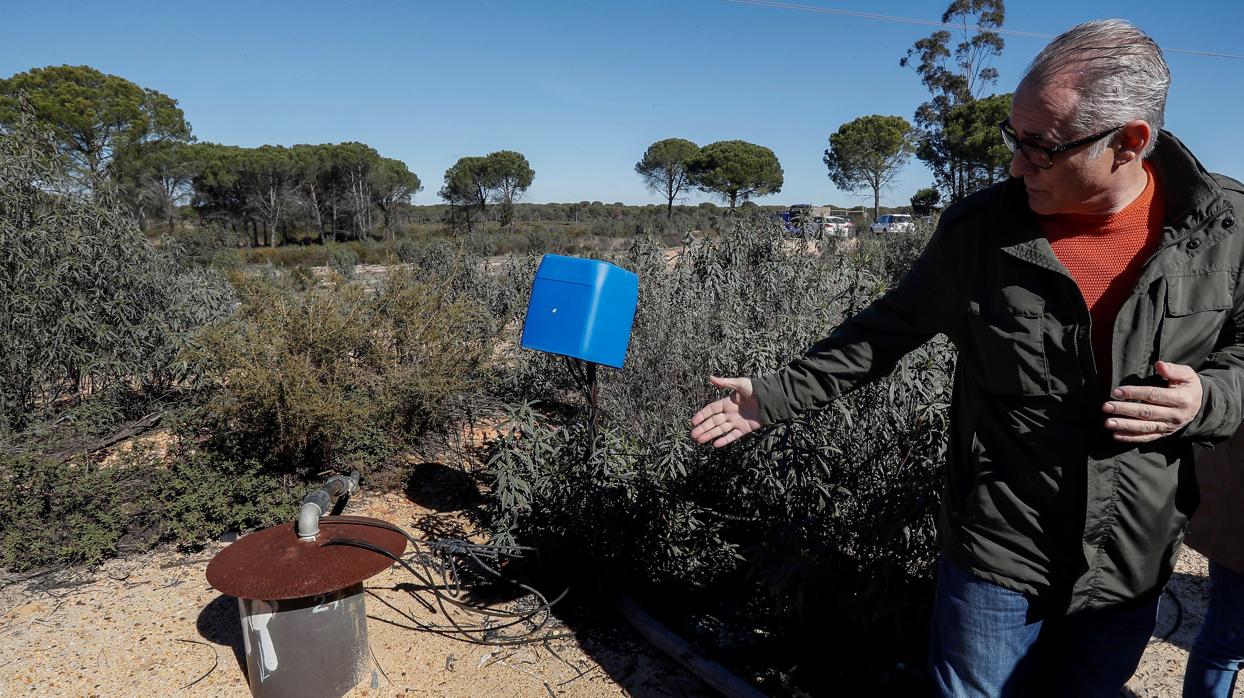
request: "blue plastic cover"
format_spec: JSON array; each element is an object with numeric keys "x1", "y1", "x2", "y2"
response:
[{"x1": 520, "y1": 254, "x2": 639, "y2": 368}]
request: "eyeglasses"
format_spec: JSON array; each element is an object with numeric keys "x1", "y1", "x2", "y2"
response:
[{"x1": 998, "y1": 119, "x2": 1123, "y2": 169}]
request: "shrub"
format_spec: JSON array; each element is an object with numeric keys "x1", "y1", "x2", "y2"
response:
[
  {"x1": 327, "y1": 246, "x2": 360, "y2": 278},
  {"x1": 486, "y1": 214, "x2": 952, "y2": 653},
  {"x1": 187, "y1": 268, "x2": 496, "y2": 475},
  {"x1": 0, "y1": 454, "x2": 124, "y2": 571},
  {"x1": 0, "y1": 114, "x2": 233, "y2": 432},
  {"x1": 151, "y1": 445, "x2": 297, "y2": 547}
]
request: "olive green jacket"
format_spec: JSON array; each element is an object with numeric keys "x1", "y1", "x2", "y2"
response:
[
  {"x1": 1187, "y1": 423, "x2": 1244, "y2": 575},
  {"x1": 752, "y1": 132, "x2": 1244, "y2": 614}
]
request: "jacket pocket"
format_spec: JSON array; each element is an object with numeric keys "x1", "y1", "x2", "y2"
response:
[
  {"x1": 1159, "y1": 272, "x2": 1234, "y2": 363},
  {"x1": 967, "y1": 300, "x2": 1050, "y2": 395}
]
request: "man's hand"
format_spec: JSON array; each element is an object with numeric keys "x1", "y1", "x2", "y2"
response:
[
  {"x1": 690, "y1": 376, "x2": 762, "y2": 447},
  {"x1": 1103, "y1": 360, "x2": 1203, "y2": 443}
]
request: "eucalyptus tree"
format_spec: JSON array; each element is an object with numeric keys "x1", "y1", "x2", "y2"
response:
[
  {"x1": 244, "y1": 145, "x2": 297, "y2": 247},
  {"x1": 635, "y1": 138, "x2": 698, "y2": 219},
  {"x1": 823, "y1": 115, "x2": 916, "y2": 219},
  {"x1": 686, "y1": 140, "x2": 783, "y2": 209},
  {"x1": 329, "y1": 142, "x2": 382, "y2": 240},
  {"x1": 291, "y1": 143, "x2": 332, "y2": 241},
  {"x1": 900, "y1": 0, "x2": 1007, "y2": 201}
]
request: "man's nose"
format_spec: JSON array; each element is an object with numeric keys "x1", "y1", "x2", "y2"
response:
[{"x1": 1010, "y1": 149, "x2": 1036, "y2": 178}]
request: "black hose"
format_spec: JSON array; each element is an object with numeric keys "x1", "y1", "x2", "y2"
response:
[{"x1": 319, "y1": 516, "x2": 570, "y2": 647}]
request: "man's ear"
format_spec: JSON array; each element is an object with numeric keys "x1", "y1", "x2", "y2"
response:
[{"x1": 1114, "y1": 120, "x2": 1152, "y2": 166}]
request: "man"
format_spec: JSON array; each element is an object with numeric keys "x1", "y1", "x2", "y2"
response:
[{"x1": 690, "y1": 20, "x2": 1244, "y2": 698}]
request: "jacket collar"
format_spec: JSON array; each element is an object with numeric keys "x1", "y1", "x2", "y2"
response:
[
  {"x1": 1148, "y1": 130, "x2": 1231, "y2": 240},
  {"x1": 993, "y1": 130, "x2": 1232, "y2": 268}
]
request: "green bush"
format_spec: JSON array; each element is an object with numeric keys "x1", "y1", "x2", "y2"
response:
[
  {"x1": 0, "y1": 454, "x2": 124, "y2": 571},
  {"x1": 486, "y1": 215, "x2": 952, "y2": 651},
  {"x1": 152, "y1": 445, "x2": 297, "y2": 547},
  {"x1": 188, "y1": 268, "x2": 496, "y2": 475},
  {"x1": 0, "y1": 114, "x2": 233, "y2": 432},
  {"x1": 327, "y1": 246, "x2": 360, "y2": 277},
  {"x1": 0, "y1": 439, "x2": 305, "y2": 569}
]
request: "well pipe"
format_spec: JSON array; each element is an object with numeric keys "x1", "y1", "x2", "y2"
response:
[{"x1": 295, "y1": 470, "x2": 360, "y2": 541}]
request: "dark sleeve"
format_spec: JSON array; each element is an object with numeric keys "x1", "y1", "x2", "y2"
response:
[
  {"x1": 1185, "y1": 310, "x2": 1244, "y2": 441},
  {"x1": 750, "y1": 222, "x2": 964, "y2": 425}
]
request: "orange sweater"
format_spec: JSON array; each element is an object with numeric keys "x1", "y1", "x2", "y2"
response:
[{"x1": 1039, "y1": 162, "x2": 1165, "y2": 382}]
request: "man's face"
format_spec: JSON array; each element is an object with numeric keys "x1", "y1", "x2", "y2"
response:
[{"x1": 1007, "y1": 84, "x2": 1122, "y2": 216}]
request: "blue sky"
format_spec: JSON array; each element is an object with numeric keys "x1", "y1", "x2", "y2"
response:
[{"x1": 3, "y1": 0, "x2": 1243, "y2": 208}]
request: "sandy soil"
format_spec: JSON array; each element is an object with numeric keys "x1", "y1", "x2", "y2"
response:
[
  {"x1": 0, "y1": 480, "x2": 1236, "y2": 698},
  {"x1": 0, "y1": 487, "x2": 707, "y2": 698}
]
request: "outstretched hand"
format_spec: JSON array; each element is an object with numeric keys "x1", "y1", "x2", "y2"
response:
[
  {"x1": 1103, "y1": 360, "x2": 1203, "y2": 443},
  {"x1": 689, "y1": 376, "x2": 762, "y2": 448}
]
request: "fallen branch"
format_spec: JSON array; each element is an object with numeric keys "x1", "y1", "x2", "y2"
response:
[{"x1": 49, "y1": 412, "x2": 163, "y2": 463}]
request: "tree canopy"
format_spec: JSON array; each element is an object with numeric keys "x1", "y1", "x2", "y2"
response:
[
  {"x1": 941, "y1": 93, "x2": 1013, "y2": 191},
  {"x1": 438, "y1": 150, "x2": 534, "y2": 229},
  {"x1": 900, "y1": 0, "x2": 1007, "y2": 202},
  {"x1": 0, "y1": 65, "x2": 192, "y2": 196},
  {"x1": 190, "y1": 141, "x2": 418, "y2": 245},
  {"x1": 823, "y1": 115, "x2": 915, "y2": 220},
  {"x1": 635, "y1": 138, "x2": 699, "y2": 218},
  {"x1": 911, "y1": 187, "x2": 942, "y2": 216},
  {"x1": 686, "y1": 140, "x2": 783, "y2": 209}
]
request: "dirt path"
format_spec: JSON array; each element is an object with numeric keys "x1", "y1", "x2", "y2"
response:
[{"x1": 0, "y1": 484, "x2": 1233, "y2": 697}]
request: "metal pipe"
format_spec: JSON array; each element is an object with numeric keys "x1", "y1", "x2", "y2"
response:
[{"x1": 295, "y1": 470, "x2": 360, "y2": 541}]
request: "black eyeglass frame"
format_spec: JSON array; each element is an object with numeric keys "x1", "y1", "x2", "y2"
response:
[{"x1": 998, "y1": 119, "x2": 1124, "y2": 169}]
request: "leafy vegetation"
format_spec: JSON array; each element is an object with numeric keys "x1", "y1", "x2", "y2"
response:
[
  {"x1": 824, "y1": 114, "x2": 917, "y2": 219},
  {"x1": 0, "y1": 453, "x2": 124, "y2": 571},
  {"x1": 686, "y1": 140, "x2": 784, "y2": 208},
  {"x1": 900, "y1": 0, "x2": 1011, "y2": 202},
  {"x1": 0, "y1": 65, "x2": 191, "y2": 198},
  {"x1": 0, "y1": 112, "x2": 232, "y2": 434},
  {"x1": 486, "y1": 216, "x2": 951, "y2": 680},
  {"x1": 439, "y1": 150, "x2": 536, "y2": 231},
  {"x1": 2, "y1": 44, "x2": 964, "y2": 692},
  {"x1": 186, "y1": 267, "x2": 496, "y2": 475},
  {"x1": 635, "y1": 138, "x2": 699, "y2": 218}
]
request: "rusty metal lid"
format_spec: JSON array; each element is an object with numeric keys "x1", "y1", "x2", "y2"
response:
[{"x1": 206, "y1": 516, "x2": 407, "y2": 600}]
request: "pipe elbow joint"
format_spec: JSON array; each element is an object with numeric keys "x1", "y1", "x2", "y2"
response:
[{"x1": 296, "y1": 501, "x2": 324, "y2": 541}]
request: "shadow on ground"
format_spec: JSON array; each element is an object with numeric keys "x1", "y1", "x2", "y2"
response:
[
  {"x1": 1158, "y1": 571, "x2": 1211, "y2": 652},
  {"x1": 196, "y1": 592, "x2": 247, "y2": 679},
  {"x1": 403, "y1": 461, "x2": 483, "y2": 512}
]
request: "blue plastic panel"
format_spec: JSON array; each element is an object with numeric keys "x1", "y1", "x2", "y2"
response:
[{"x1": 520, "y1": 254, "x2": 639, "y2": 368}]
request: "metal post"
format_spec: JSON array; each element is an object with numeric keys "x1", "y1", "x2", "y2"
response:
[{"x1": 586, "y1": 361, "x2": 599, "y2": 460}]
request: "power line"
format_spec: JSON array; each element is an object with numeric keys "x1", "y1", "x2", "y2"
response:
[{"x1": 725, "y1": 0, "x2": 1244, "y2": 61}]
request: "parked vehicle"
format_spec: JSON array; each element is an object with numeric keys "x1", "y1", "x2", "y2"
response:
[
  {"x1": 779, "y1": 204, "x2": 815, "y2": 235},
  {"x1": 821, "y1": 216, "x2": 852, "y2": 236},
  {"x1": 869, "y1": 213, "x2": 913, "y2": 234}
]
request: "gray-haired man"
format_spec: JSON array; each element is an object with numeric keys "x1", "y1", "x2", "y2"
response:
[{"x1": 691, "y1": 20, "x2": 1244, "y2": 697}]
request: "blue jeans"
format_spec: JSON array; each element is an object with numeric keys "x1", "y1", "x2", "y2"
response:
[
  {"x1": 929, "y1": 556, "x2": 1158, "y2": 697},
  {"x1": 1185, "y1": 561, "x2": 1244, "y2": 698}
]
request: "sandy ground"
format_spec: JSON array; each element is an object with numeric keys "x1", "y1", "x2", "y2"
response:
[
  {"x1": 0, "y1": 488, "x2": 707, "y2": 698},
  {"x1": 0, "y1": 481, "x2": 1237, "y2": 698}
]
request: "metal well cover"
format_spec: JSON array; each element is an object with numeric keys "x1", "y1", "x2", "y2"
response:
[{"x1": 206, "y1": 516, "x2": 407, "y2": 600}]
